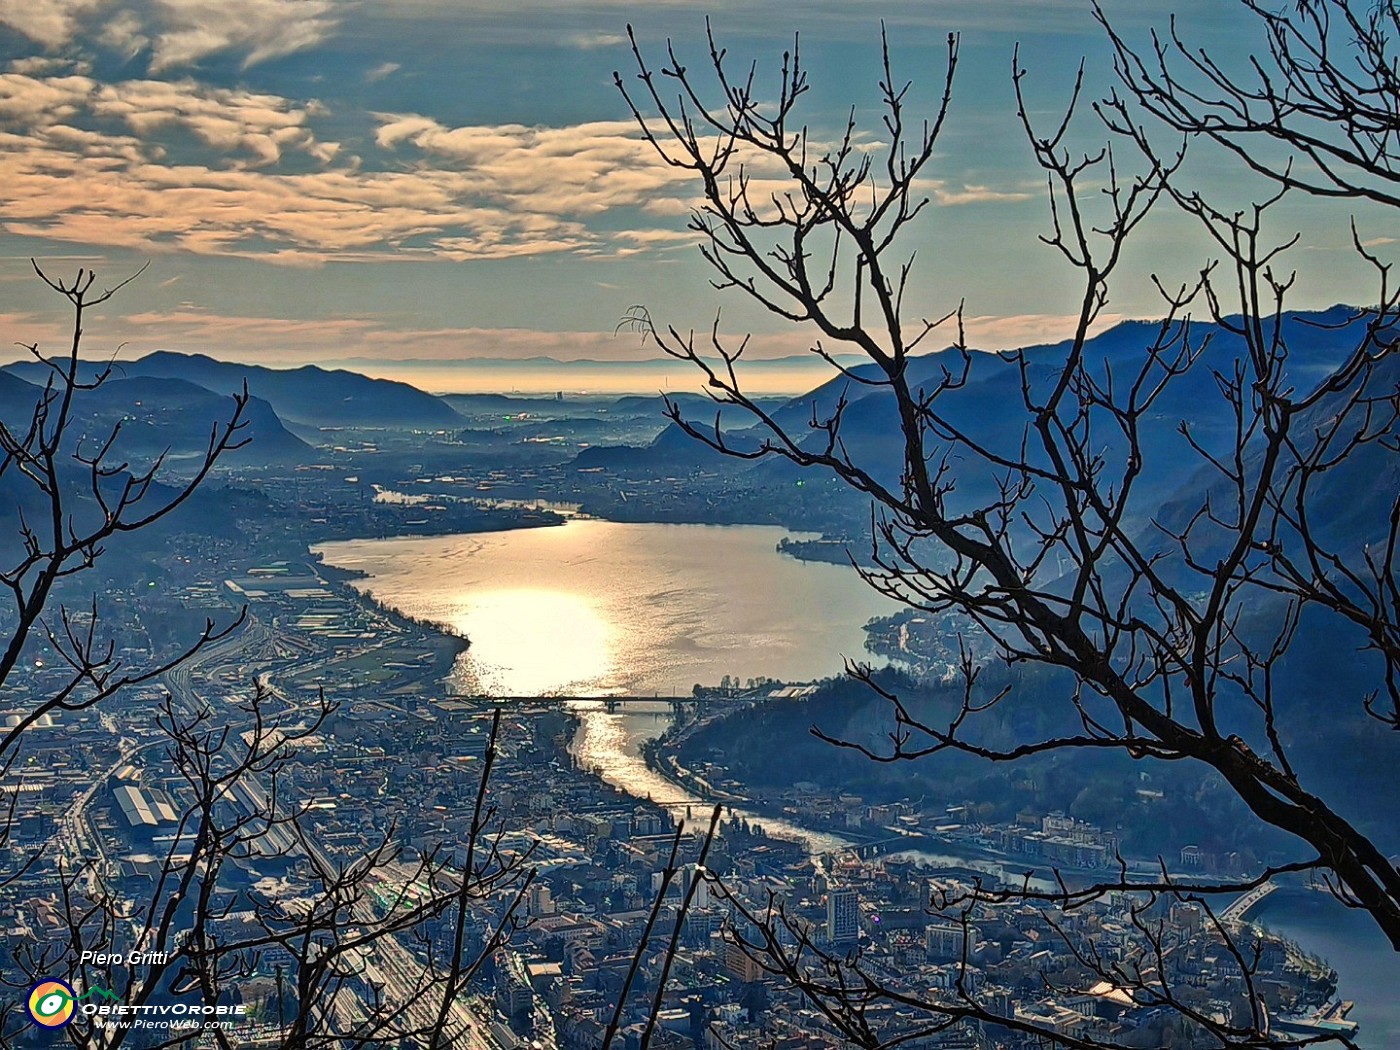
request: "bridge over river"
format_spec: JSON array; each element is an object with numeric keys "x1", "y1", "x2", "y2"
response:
[
  {"x1": 489, "y1": 695, "x2": 691, "y2": 706},
  {"x1": 462, "y1": 695, "x2": 761, "y2": 716},
  {"x1": 1219, "y1": 880, "x2": 1279, "y2": 924}
]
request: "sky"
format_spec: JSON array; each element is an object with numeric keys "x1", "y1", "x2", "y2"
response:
[{"x1": 0, "y1": 0, "x2": 1393, "y2": 392}]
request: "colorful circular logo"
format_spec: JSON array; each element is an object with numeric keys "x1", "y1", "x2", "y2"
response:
[{"x1": 26, "y1": 980, "x2": 76, "y2": 1028}]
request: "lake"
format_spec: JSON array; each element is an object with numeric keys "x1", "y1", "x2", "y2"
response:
[
  {"x1": 315, "y1": 520, "x2": 899, "y2": 695},
  {"x1": 1250, "y1": 892, "x2": 1400, "y2": 1047},
  {"x1": 314, "y1": 520, "x2": 1398, "y2": 1040}
]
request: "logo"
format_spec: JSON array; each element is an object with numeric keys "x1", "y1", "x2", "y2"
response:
[
  {"x1": 19, "y1": 974, "x2": 244, "y2": 1034},
  {"x1": 26, "y1": 980, "x2": 76, "y2": 1028}
]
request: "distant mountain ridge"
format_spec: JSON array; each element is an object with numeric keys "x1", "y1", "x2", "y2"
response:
[
  {"x1": 82, "y1": 376, "x2": 311, "y2": 464},
  {"x1": 572, "y1": 306, "x2": 1387, "y2": 533},
  {"x1": 0, "y1": 370, "x2": 308, "y2": 561},
  {"x1": 3, "y1": 351, "x2": 463, "y2": 429},
  {"x1": 325, "y1": 353, "x2": 869, "y2": 371},
  {"x1": 0, "y1": 369, "x2": 311, "y2": 468}
]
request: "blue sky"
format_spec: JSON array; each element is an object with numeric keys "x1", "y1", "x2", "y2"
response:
[{"x1": 0, "y1": 0, "x2": 1391, "y2": 388}]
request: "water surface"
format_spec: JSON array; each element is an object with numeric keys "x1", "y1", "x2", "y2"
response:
[
  {"x1": 315, "y1": 521, "x2": 1397, "y2": 1037},
  {"x1": 316, "y1": 520, "x2": 897, "y2": 695},
  {"x1": 1250, "y1": 892, "x2": 1399, "y2": 1047}
]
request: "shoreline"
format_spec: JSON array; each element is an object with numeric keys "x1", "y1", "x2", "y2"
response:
[
  {"x1": 637, "y1": 701, "x2": 1324, "y2": 889},
  {"x1": 310, "y1": 548, "x2": 471, "y2": 682},
  {"x1": 303, "y1": 524, "x2": 1391, "y2": 1044},
  {"x1": 640, "y1": 726, "x2": 1129, "y2": 878},
  {"x1": 310, "y1": 521, "x2": 892, "y2": 700}
]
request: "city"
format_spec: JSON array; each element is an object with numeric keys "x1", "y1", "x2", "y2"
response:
[
  {"x1": 0, "y1": 470, "x2": 1367, "y2": 1046},
  {"x1": 1, "y1": 0, "x2": 1398, "y2": 1047}
]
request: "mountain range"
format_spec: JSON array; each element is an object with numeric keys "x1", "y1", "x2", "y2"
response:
[
  {"x1": 1, "y1": 310, "x2": 1391, "y2": 551},
  {"x1": 578, "y1": 305, "x2": 1396, "y2": 550},
  {"x1": 3, "y1": 352, "x2": 461, "y2": 430},
  {"x1": 0, "y1": 313, "x2": 1390, "y2": 853}
]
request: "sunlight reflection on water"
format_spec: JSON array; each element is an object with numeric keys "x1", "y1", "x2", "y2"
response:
[
  {"x1": 315, "y1": 519, "x2": 899, "y2": 696},
  {"x1": 315, "y1": 522, "x2": 1397, "y2": 1030},
  {"x1": 445, "y1": 587, "x2": 613, "y2": 695}
]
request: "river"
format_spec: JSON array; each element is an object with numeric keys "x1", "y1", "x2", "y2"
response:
[
  {"x1": 581, "y1": 708, "x2": 1400, "y2": 1045},
  {"x1": 314, "y1": 521, "x2": 1398, "y2": 1041}
]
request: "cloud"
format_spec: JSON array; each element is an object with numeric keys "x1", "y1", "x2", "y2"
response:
[
  {"x1": 0, "y1": 71, "x2": 94, "y2": 123},
  {"x1": 2, "y1": 68, "x2": 983, "y2": 267},
  {"x1": 97, "y1": 11, "x2": 149, "y2": 60},
  {"x1": 90, "y1": 79, "x2": 338, "y2": 166},
  {"x1": 0, "y1": 309, "x2": 70, "y2": 353},
  {"x1": 0, "y1": 300, "x2": 826, "y2": 367},
  {"x1": 146, "y1": 0, "x2": 344, "y2": 71},
  {"x1": 370, "y1": 110, "x2": 838, "y2": 232},
  {"x1": 361, "y1": 0, "x2": 1151, "y2": 42},
  {"x1": 0, "y1": 0, "x2": 107, "y2": 49},
  {"x1": 0, "y1": 79, "x2": 1039, "y2": 266},
  {"x1": 7, "y1": 55, "x2": 87, "y2": 75},
  {"x1": 0, "y1": 62, "x2": 714, "y2": 264},
  {"x1": 0, "y1": 0, "x2": 341, "y2": 68},
  {"x1": 375, "y1": 114, "x2": 696, "y2": 218},
  {"x1": 565, "y1": 31, "x2": 628, "y2": 50},
  {"x1": 0, "y1": 298, "x2": 1132, "y2": 392},
  {"x1": 365, "y1": 61, "x2": 400, "y2": 83},
  {"x1": 959, "y1": 311, "x2": 1125, "y2": 349},
  {"x1": 929, "y1": 182, "x2": 1036, "y2": 206},
  {"x1": 0, "y1": 71, "x2": 335, "y2": 156},
  {"x1": 611, "y1": 229, "x2": 699, "y2": 246},
  {"x1": 0, "y1": 116, "x2": 606, "y2": 262},
  {"x1": 0, "y1": 74, "x2": 465, "y2": 263}
]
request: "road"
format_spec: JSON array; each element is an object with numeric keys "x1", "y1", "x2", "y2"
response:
[{"x1": 1220, "y1": 881, "x2": 1279, "y2": 925}]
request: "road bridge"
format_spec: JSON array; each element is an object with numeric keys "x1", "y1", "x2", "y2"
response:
[
  {"x1": 1219, "y1": 880, "x2": 1278, "y2": 924},
  {"x1": 466, "y1": 695, "x2": 733, "y2": 715},
  {"x1": 476, "y1": 695, "x2": 696, "y2": 704}
]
